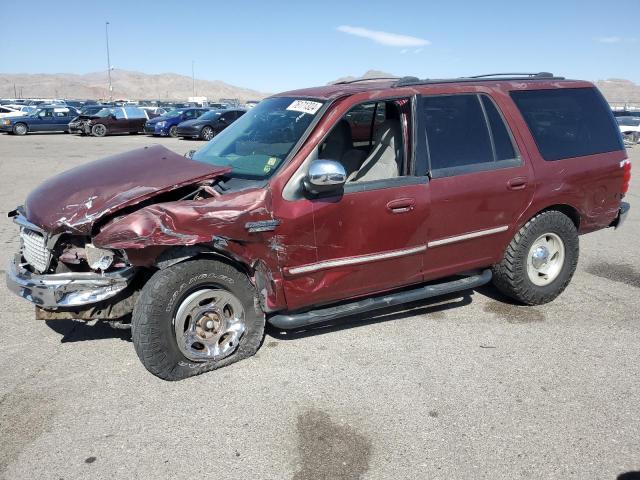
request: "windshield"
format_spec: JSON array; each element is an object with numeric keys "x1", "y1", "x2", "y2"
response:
[
  {"x1": 95, "y1": 108, "x2": 114, "y2": 117},
  {"x1": 191, "y1": 97, "x2": 324, "y2": 178},
  {"x1": 161, "y1": 109, "x2": 184, "y2": 118},
  {"x1": 200, "y1": 110, "x2": 222, "y2": 120}
]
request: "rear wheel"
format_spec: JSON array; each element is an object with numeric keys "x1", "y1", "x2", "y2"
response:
[
  {"x1": 12, "y1": 123, "x2": 27, "y2": 135},
  {"x1": 168, "y1": 125, "x2": 178, "y2": 137},
  {"x1": 492, "y1": 211, "x2": 579, "y2": 305},
  {"x1": 131, "y1": 259, "x2": 265, "y2": 380},
  {"x1": 91, "y1": 124, "x2": 107, "y2": 137},
  {"x1": 201, "y1": 126, "x2": 215, "y2": 141}
]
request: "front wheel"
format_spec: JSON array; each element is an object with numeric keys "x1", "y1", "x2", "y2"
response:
[
  {"x1": 131, "y1": 259, "x2": 265, "y2": 380},
  {"x1": 168, "y1": 125, "x2": 178, "y2": 137},
  {"x1": 201, "y1": 126, "x2": 215, "y2": 141},
  {"x1": 492, "y1": 210, "x2": 579, "y2": 305},
  {"x1": 12, "y1": 123, "x2": 27, "y2": 135},
  {"x1": 91, "y1": 124, "x2": 107, "y2": 137}
]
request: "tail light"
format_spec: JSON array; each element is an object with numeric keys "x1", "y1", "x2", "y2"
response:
[{"x1": 621, "y1": 159, "x2": 632, "y2": 195}]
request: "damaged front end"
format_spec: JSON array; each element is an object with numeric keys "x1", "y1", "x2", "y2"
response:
[
  {"x1": 6, "y1": 145, "x2": 286, "y2": 322},
  {"x1": 6, "y1": 212, "x2": 137, "y2": 319}
]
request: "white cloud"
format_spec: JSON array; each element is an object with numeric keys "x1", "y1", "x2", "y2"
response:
[
  {"x1": 595, "y1": 36, "x2": 622, "y2": 44},
  {"x1": 337, "y1": 25, "x2": 430, "y2": 47}
]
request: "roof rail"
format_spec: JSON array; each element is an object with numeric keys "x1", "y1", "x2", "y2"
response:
[
  {"x1": 393, "y1": 72, "x2": 564, "y2": 88},
  {"x1": 465, "y1": 72, "x2": 556, "y2": 79},
  {"x1": 333, "y1": 77, "x2": 400, "y2": 85}
]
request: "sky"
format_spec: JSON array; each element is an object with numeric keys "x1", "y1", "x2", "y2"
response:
[{"x1": 0, "y1": 0, "x2": 638, "y2": 93}]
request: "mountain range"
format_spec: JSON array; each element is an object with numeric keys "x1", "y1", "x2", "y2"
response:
[
  {"x1": 1, "y1": 69, "x2": 640, "y2": 104},
  {"x1": 0, "y1": 70, "x2": 268, "y2": 101}
]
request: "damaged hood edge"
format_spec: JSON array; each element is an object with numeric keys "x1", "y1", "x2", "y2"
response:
[{"x1": 23, "y1": 145, "x2": 231, "y2": 235}]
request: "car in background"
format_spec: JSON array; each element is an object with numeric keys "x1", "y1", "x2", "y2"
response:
[
  {"x1": 68, "y1": 106, "x2": 150, "y2": 137},
  {"x1": 139, "y1": 106, "x2": 168, "y2": 117},
  {"x1": 144, "y1": 107, "x2": 210, "y2": 137},
  {"x1": 617, "y1": 116, "x2": 640, "y2": 143},
  {"x1": 0, "y1": 105, "x2": 79, "y2": 135},
  {"x1": 244, "y1": 100, "x2": 260, "y2": 109},
  {"x1": 176, "y1": 108, "x2": 246, "y2": 140},
  {"x1": 0, "y1": 106, "x2": 20, "y2": 118}
]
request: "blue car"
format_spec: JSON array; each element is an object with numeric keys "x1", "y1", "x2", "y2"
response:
[
  {"x1": 144, "y1": 107, "x2": 210, "y2": 137},
  {"x1": 0, "y1": 105, "x2": 79, "y2": 135}
]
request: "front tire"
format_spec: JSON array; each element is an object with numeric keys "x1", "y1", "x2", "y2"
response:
[
  {"x1": 492, "y1": 211, "x2": 579, "y2": 305},
  {"x1": 91, "y1": 124, "x2": 107, "y2": 137},
  {"x1": 168, "y1": 125, "x2": 178, "y2": 137},
  {"x1": 201, "y1": 126, "x2": 215, "y2": 141},
  {"x1": 131, "y1": 259, "x2": 265, "y2": 380},
  {"x1": 13, "y1": 123, "x2": 27, "y2": 135}
]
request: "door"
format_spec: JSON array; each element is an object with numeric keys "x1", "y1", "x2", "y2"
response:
[
  {"x1": 33, "y1": 108, "x2": 55, "y2": 131},
  {"x1": 52, "y1": 109, "x2": 72, "y2": 131},
  {"x1": 280, "y1": 97, "x2": 430, "y2": 310},
  {"x1": 418, "y1": 93, "x2": 535, "y2": 279}
]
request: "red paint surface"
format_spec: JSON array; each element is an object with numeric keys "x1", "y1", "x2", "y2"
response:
[{"x1": 22, "y1": 79, "x2": 627, "y2": 314}]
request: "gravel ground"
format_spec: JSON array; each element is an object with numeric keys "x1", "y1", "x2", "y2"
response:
[{"x1": 0, "y1": 132, "x2": 638, "y2": 480}]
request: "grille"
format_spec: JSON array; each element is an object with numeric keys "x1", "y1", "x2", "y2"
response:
[{"x1": 21, "y1": 228, "x2": 51, "y2": 273}]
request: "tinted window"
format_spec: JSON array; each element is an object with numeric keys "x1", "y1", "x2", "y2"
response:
[
  {"x1": 510, "y1": 88, "x2": 623, "y2": 161},
  {"x1": 481, "y1": 96, "x2": 517, "y2": 161},
  {"x1": 423, "y1": 95, "x2": 493, "y2": 171}
]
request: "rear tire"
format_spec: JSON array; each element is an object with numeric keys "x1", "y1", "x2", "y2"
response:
[
  {"x1": 12, "y1": 123, "x2": 27, "y2": 135},
  {"x1": 492, "y1": 211, "x2": 579, "y2": 305},
  {"x1": 131, "y1": 259, "x2": 265, "y2": 381}
]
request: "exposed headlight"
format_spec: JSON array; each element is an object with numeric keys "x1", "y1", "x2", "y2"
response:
[
  {"x1": 2, "y1": 119, "x2": 11, "y2": 125},
  {"x1": 85, "y1": 244, "x2": 114, "y2": 271}
]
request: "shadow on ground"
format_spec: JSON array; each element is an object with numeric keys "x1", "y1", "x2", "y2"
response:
[{"x1": 45, "y1": 320, "x2": 131, "y2": 343}]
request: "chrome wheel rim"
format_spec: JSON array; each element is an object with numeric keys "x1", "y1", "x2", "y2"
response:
[
  {"x1": 526, "y1": 232, "x2": 565, "y2": 286},
  {"x1": 202, "y1": 127, "x2": 214, "y2": 140},
  {"x1": 173, "y1": 288, "x2": 246, "y2": 362}
]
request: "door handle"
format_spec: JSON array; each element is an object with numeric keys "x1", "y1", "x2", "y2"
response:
[
  {"x1": 386, "y1": 198, "x2": 415, "y2": 213},
  {"x1": 507, "y1": 177, "x2": 528, "y2": 191}
]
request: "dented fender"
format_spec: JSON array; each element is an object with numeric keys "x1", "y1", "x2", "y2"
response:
[{"x1": 93, "y1": 187, "x2": 288, "y2": 312}]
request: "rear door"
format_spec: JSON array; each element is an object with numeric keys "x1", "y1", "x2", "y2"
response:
[
  {"x1": 418, "y1": 93, "x2": 535, "y2": 279},
  {"x1": 33, "y1": 108, "x2": 55, "y2": 131}
]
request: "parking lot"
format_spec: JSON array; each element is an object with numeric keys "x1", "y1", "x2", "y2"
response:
[{"x1": 0, "y1": 132, "x2": 638, "y2": 479}]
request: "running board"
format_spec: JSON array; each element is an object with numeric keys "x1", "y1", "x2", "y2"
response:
[{"x1": 268, "y1": 269, "x2": 492, "y2": 330}]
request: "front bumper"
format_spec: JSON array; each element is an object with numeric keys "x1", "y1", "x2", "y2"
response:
[
  {"x1": 144, "y1": 123, "x2": 168, "y2": 135},
  {"x1": 611, "y1": 201, "x2": 630, "y2": 229},
  {"x1": 0, "y1": 124, "x2": 13, "y2": 132},
  {"x1": 176, "y1": 126, "x2": 200, "y2": 137},
  {"x1": 6, "y1": 254, "x2": 135, "y2": 309}
]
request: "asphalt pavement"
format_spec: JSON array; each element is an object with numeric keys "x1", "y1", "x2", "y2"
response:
[{"x1": 0, "y1": 132, "x2": 638, "y2": 480}]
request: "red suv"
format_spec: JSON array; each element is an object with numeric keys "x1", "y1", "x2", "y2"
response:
[{"x1": 6, "y1": 73, "x2": 631, "y2": 380}]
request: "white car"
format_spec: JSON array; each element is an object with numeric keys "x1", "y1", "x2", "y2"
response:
[
  {"x1": 617, "y1": 116, "x2": 640, "y2": 143},
  {"x1": 0, "y1": 106, "x2": 21, "y2": 118}
]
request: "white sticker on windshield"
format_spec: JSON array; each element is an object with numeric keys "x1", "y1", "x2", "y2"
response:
[{"x1": 286, "y1": 100, "x2": 322, "y2": 115}]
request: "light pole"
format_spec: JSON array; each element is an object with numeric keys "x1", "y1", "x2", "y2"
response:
[
  {"x1": 105, "y1": 21, "x2": 113, "y2": 100},
  {"x1": 191, "y1": 60, "x2": 196, "y2": 97}
]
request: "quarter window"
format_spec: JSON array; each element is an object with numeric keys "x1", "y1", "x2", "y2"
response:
[{"x1": 510, "y1": 87, "x2": 624, "y2": 161}]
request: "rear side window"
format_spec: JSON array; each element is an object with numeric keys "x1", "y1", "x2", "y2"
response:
[
  {"x1": 510, "y1": 87, "x2": 623, "y2": 161},
  {"x1": 422, "y1": 94, "x2": 519, "y2": 177}
]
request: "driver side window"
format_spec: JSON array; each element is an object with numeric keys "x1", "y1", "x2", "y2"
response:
[{"x1": 318, "y1": 99, "x2": 409, "y2": 184}]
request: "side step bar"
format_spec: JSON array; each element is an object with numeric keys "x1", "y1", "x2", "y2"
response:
[{"x1": 268, "y1": 269, "x2": 492, "y2": 330}]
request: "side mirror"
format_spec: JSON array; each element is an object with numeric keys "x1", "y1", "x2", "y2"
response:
[{"x1": 303, "y1": 160, "x2": 346, "y2": 195}]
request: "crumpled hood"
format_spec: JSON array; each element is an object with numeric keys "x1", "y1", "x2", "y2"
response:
[{"x1": 24, "y1": 145, "x2": 230, "y2": 235}]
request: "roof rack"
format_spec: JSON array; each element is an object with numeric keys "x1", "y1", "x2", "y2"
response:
[
  {"x1": 393, "y1": 72, "x2": 565, "y2": 88},
  {"x1": 333, "y1": 77, "x2": 400, "y2": 85}
]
